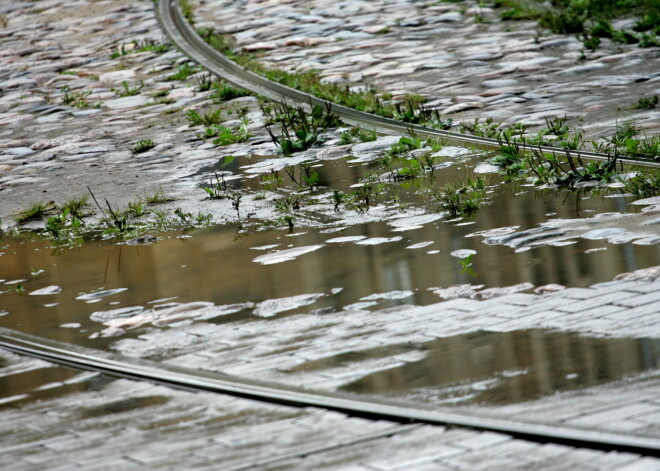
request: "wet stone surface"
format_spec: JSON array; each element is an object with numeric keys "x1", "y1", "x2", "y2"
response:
[
  {"x1": 1, "y1": 350, "x2": 659, "y2": 471},
  {"x1": 0, "y1": 0, "x2": 658, "y2": 468},
  {"x1": 191, "y1": 0, "x2": 660, "y2": 142}
]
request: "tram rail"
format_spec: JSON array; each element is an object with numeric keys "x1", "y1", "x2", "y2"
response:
[
  {"x1": 156, "y1": 0, "x2": 660, "y2": 168},
  {"x1": 1, "y1": 327, "x2": 659, "y2": 456}
]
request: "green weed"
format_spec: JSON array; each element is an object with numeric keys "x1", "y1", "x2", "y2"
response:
[
  {"x1": 61, "y1": 86, "x2": 93, "y2": 109},
  {"x1": 211, "y1": 81, "x2": 252, "y2": 102},
  {"x1": 14, "y1": 202, "x2": 56, "y2": 225},
  {"x1": 618, "y1": 169, "x2": 660, "y2": 198},
  {"x1": 165, "y1": 63, "x2": 198, "y2": 82},
  {"x1": 145, "y1": 190, "x2": 174, "y2": 205},
  {"x1": 113, "y1": 80, "x2": 143, "y2": 97},
  {"x1": 187, "y1": 109, "x2": 222, "y2": 126},
  {"x1": 434, "y1": 177, "x2": 486, "y2": 217},
  {"x1": 132, "y1": 139, "x2": 156, "y2": 154},
  {"x1": 633, "y1": 95, "x2": 659, "y2": 110},
  {"x1": 264, "y1": 103, "x2": 342, "y2": 156}
]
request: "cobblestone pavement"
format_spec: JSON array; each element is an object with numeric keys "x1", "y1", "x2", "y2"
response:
[
  {"x1": 191, "y1": 0, "x2": 660, "y2": 141},
  {"x1": 98, "y1": 268, "x2": 660, "y2": 440},
  {"x1": 1, "y1": 1, "x2": 659, "y2": 469},
  {"x1": 1, "y1": 350, "x2": 659, "y2": 471}
]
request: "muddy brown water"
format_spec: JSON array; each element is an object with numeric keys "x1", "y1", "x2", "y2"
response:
[
  {"x1": 335, "y1": 330, "x2": 660, "y2": 405},
  {"x1": 1, "y1": 151, "x2": 658, "y2": 405}
]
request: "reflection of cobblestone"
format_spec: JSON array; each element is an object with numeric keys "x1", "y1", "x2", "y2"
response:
[
  {"x1": 94, "y1": 270, "x2": 660, "y2": 441},
  {"x1": 1, "y1": 350, "x2": 658, "y2": 471}
]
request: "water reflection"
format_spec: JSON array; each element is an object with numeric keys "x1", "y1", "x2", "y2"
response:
[
  {"x1": 337, "y1": 330, "x2": 660, "y2": 405},
  {"x1": 0, "y1": 153, "x2": 658, "y2": 347},
  {"x1": 0, "y1": 188, "x2": 658, "y2": 347}
]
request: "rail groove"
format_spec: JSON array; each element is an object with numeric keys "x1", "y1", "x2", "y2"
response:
[
  {"x1": 157, "y1": 0, "x2": 659, "y2": 168},
  {"x1": 1, "y1": 327, "x2": 659, "y2": 456}
]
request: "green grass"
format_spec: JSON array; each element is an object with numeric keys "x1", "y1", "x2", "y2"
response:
[
  {"x1": 618, "y1": 168, "x2": 660, "y2": 198},
  {"x1": 165, "y1": 63, "x2": 198, "y2": 82},
  {"x1": 145, "y1": 190, "x2": 174, "y2": 205},
  {"x1": 132, "y1": 139, "x2": 156, "y2": 154},
  {"x1": 187, "y1": 109, "x2": 223, "y2": 126},
  {"x1": 633, "y1": 95, "x2": 659, "y2": 110},
  {"x1": 14, "y1": 202, "x2": 55, "y2": 225},
  {"x1": 197, "y1": 28, "x2": 453, "y2": 130},
  {"x1": 211, "y1": 81, "x2": 252, "y2": 102}
]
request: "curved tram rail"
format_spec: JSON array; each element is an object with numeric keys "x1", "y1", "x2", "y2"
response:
[
  {"x1": 157, "y1": 0, "x2": 659, "y2": 168},
  {"x1": 1, "y1": 327, "x2": 659, "y2": 456}
]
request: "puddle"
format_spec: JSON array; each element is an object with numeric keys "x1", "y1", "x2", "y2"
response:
[
  {"x1": 334, "y1": 330, "x2": 660, "y2": 405},
  {"x1": 0, "y1": 366, "x2": 114, "y2": 408},
  {"x1": 79, "y1": 395, "x2": 169, "y2": 418},
  {"x1": 0, "y1": 149, "x2": 658, "y2": 348},
  {"x1": 326, "y1": 329, "x2": 660, "y2": 405}
]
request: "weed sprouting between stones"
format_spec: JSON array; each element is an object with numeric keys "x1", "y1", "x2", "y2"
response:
[
  {"x1": 263, "y1": 102, "x2": 342, "y2": 156},
  {"x1": 211, "y1": 81, "x2": 252, "y2": 102},
  {"x1": 633, "y1": 95, "x2": 659, "y2": 110},
  {"x1": 618, "y1": 168, "x2": 660, "y2": 198},
  {"x1": 14, "y1": 202, "x2": 56, "y2": 225},
  {"x1": 110, "y1": 38, "x2": 170, "y2": 59},
  {"x1": 113, "y1": 80, "x2": 144, "y2": 97},
  {"x1": 198, "y1": 28, "x2": 453, "y2": 130},
  {"x1": 339, "y1": 126, "x2": 377, "y2": 144},
  {"x1": 434, "y1": 177, "x2": 487, "y2": 218},
  {"x1": 132, "y1": 139, "x2": 156, "y2": 154},
  {"x1": 187, "y1": 109, "x2": 223, "y2": 127},
  {"x1": 61, "y1": 86, "x2": 95, "y2": 109},
  {"x1": 145, "y1": 190, "x2": 174, "y2": 205},
  {"x1": 165, "y1": 63, "x2": 198, "y2": 82}
]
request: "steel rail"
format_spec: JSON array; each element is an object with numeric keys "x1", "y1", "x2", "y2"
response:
[
  {"x1": 1, "y1": 327, "x2": 659, "y2": 456},
  {"x1": 156, "y1": 0, "x2": 660, "y2": 168}
]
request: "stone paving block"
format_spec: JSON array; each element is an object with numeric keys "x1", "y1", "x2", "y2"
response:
[
  {"x1": 624, "y1": 280, "x2": 660, "y2": 294},
  {"x1": 612, "y1": 457, "x2": 660, "y2": 470},
  {"x1": 555, "y1": 291, "x2": 640, "y2": 314},
  {"x1": 565, "y1": 402, "x2": 660, "y2": 427},
  {"x1": 614, "y1": 290, "x2": 660, "y2": 308}
]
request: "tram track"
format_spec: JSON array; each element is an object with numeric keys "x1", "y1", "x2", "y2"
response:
[
  {"x1": 156, "y1": 0, "x2": 660, "y2": 168},
  {"x1": 1, "y1": 326, "x2": 659, "y2": 456}
]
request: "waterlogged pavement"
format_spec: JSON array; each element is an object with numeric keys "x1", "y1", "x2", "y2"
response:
[
  {"x1": 0, "y1": 0, "x2": 659, "y2": 469},
  {"x1": 1, "y1": 350, "x2": 659, "y2": 471}
]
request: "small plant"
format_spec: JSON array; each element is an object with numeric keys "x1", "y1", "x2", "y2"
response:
[
  {"x1": 633, "y1": 95, "x2": 659, "y2": 110},
  {"x1": 7, "y1": 283, "x2": 25, "y2": 295},
  {"x1": 0, "y1": 14, "x2": 8, "y2": 28},
  {"x1": 14, "y1": 201, "x2": 56, "y2": 225},
  {"x1": 187, "y1": 109, "x2": 222, "y2": 126},
  {"x1": 44, "y1": 208, "x2": 83, "y2": 243},
  {"x1": 113, "y1": 80, "x2": 143, "y2": 97},
  {"x1": 202, "y1": 172, "x2": 229, "y2": 199},
  {"x1": 145, "y1": 190, "x2": 173, "y2": 205},
  {"x1": 61, "y1": 196, "x2": 89, "y2": 219},
  {"x1": 527, "y1": 149, "x2": 618, "y2": 187},
  {"x1": 207, "y1": 120, "x2": 251, "y2": 146},
  {"x1": 165, "y1": 63, "x2": 198, "y2": 82},
  {"x1": 61, "y1": 86, "x2": 92, "y2": 109},
  {"x1": 434, "y1": 177, "x2": 486, "y2": 218},
  {"x1": 211, "y1": 81, "x2": 252, "y2": 102},
  {"x1": 339, "y1": 126, "x2": 378, "y2": 144},
  {"x1": 230, "y1": 192, "x2": 242, "y2": 218},
  {"x1": 126, "y1": 200, "x2": 146, "y2": 217},
  {"x1": 492, "y1": 130, "x2": 525, "y2": 178},
  {"x1": 618, "y1": 169, "x2": 660, "y2": 198},
  {"x1": 459, "y1": 118, "x2": 501, "y2": 139},
  {"x1": 301, "y1": 165, "x2": 320, "y2": 192},
  {"x1": 264, "y1": 103, "x2": 342, "y2": 156},
  {"x1": 195, "y1": 74, "x2": 214, "y2": 92},
  {"x1": 132, "y1": 139, "x2": 156, "y2": 154}
]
